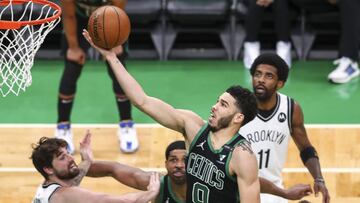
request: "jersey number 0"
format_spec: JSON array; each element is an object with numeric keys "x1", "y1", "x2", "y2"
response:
[{"x1": 192, "y1": 182, "x2": 210, "y2": 203}]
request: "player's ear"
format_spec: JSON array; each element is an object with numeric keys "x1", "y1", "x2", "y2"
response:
[
  {"x1": 43, "y1": 167, "x2": 54, "y2": 175},
  {"x1": 276, "y1": 80, "x2": 284, "y2": 90},
  {"x1": 234, "y1": 113, "x2": 244, "y2": 124}
]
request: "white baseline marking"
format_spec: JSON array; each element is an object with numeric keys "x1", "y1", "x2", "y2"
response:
[{"x1": 1, "y1": 167, "x2": 360, "y2": 173}]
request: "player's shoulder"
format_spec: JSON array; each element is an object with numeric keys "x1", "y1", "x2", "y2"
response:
[
  {"x1": 229, "y1": 140, "x2": 256, "y2": 166},
  {"x1": 277, "y1": 92, "x2": 293, "y2": 102},
  {"x1": 229, "y1": 140, "x2": 258, "y2": 175},
  {"x1": 278, "y1": 92, "x2": 303, "y2": 115},
  {"x1": 278, "y1": 92, "x2": 299, "y2": 106},
  {"x1": 51, "y1": 186, "x2": 90, "y2": 202},
  {"x1": 233, "y1": 140, "x2": 254, "y2": 157}
]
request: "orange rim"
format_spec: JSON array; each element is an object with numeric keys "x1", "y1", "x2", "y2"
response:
[{"x1": 0, "y1": 0, "x2": 62, "y2": 29}]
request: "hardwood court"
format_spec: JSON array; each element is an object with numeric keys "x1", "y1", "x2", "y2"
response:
[{"x1": 0, "y1": 125, "x2": 359, "y2": 203}]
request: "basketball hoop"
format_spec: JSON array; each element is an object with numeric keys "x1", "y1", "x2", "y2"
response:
[{"x1": 0, "y1": 0, "x2": 61, "y2": 97}]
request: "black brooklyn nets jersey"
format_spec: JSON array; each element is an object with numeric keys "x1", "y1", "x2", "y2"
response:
[
  {"x1": 186, "y1": 124, "x2": 246, "y2": 203},
  {"x1": 156, "y1": 175, "x2": 185, "y2": 203}
]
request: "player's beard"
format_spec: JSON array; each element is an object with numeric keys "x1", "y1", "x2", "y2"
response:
[
  {"x1": 209, "y1": 113, "x2": 234, "y2": 132},
  {"x1": 170, "y1": 169, "x2": 186, "y2": 185},
  {"x1": 253, "y1": 85, "x2": 273, "y2": 102},
  {"x1": 54, "y1": 161, "x2": 80, "y2": 180}
]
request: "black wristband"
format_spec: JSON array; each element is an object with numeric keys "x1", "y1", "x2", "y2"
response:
[{"x1": 300, "y1": 146, "x2": 319, "y2": 164}]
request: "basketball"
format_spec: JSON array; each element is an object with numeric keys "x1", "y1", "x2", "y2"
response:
[{"x1": 87, "y1": 5, "x2": 130, "y2": 49}]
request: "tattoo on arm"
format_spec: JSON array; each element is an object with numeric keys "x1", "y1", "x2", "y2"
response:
[
  {"x1": 236, "y1": 140, "x2": 253, "y2": 154},
  {"x1": 71, "y1": 160, "x2": 91, "y2": 186}
]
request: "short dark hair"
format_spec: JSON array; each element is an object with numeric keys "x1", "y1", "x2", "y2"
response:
[
  {"x1": 226, "y1": 85, "x2": 258, "y2": 125},
  {"x1": 250, "y1": 53, "x2": 289, "y2": 82},
  {"x1": 30, "y1": 137, "x2": 68, "y2": 180},
  {"x1": 165, "y1": 140, "x2": 186, "y2": 160}
]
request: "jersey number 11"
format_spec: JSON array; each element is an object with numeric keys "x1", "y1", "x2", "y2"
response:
[{"x1": 257, "y1": 149, "x2": 270, "y2": 169}]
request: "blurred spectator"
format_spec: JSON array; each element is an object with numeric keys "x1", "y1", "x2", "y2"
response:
[
  {"x1": 243, "y1": 0, "x2": 292, "y2": 69},
  {"x1": 293, "y1": 0, "x2": 360, "y2": 84},
  {"x1": 326, "y1": 0, "x2": 360, "y2": 84}
]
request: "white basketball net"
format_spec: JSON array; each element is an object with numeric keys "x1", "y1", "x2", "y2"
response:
[{"x1": 0, "y1": 0, "x2": 61, "y2": 97}]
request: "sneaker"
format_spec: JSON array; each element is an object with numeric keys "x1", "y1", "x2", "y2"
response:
[
  {"x1": 118, "y1": 121, "x2": 139, "y2": 153},
  {"x1": 55, "y1": 123, "x2": 75, "y2": 154},
  {"x1": 276, "y1": 41, "x2": 292, "y2": 68},
  {"x1": 328, "y1": 57, "x2": 360, "y2": 84},
  {"x1": 243, "y1": 41, "x2": 260, "y2": 69}
]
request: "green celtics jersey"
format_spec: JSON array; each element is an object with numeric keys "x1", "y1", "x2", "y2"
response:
[
  {"x1": 156, "y1": 175, "x2": 185, "y2": 203},
  {"x1": 186, "y1": 124, "x2": 246, "y2": 203}
]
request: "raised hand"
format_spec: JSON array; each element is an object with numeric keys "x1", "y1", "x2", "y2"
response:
[
  {"x1": 82, "y1": 29, "x2": 116, "y2": 59},
  {"x1": 80, "y1": 130, "x2": 93, "y2": 163},
  {"x1": 71, "y1": 130, "x2": 94, "y2": 186},
  {"x1": 147, "y1": 172, "x2": 160, "y2": 200}
]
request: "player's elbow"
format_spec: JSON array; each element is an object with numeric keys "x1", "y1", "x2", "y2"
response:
[
  {"x1": 132, "y1": 100, "x2": 145, "y2": 109},
  {"x1": 132, "y1": 96, "x2": 149, "y2": 111},
  {"x1": 133, "y1": 171, "x2": 149, "y2": 190}
]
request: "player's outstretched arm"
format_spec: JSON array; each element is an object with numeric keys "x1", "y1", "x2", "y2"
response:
[
  {"x1": 119, "y1": 172, "x2": 160, "y2": 203},
  {"x1": 82, "y1": 30, "x2": 203, "y2": 136},
  {"x1": 53, "y1": 172, "x2": 160, "y2": 203},
  {"x1": 231, "y1": 143, "x2": 260, "y2": 203},
  {"x1": 87, "y1": 160, "x2": 151, "y2": 191},
  {"x1": 260, "y1": 177, "x2": 312, "y2": 200},
  {"x1": 291, "y1": 102, "x2": 330, "y2": 203}
]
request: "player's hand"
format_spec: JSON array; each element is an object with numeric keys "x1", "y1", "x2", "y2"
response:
[
  {"x1": 67, "y1": 47, "x2": 86, "y2": 65},
  {"x1": 82, "y1": 29, "x2": 117, "y2": 59},
  {"x1": 284, "y1": 184, "x2": 312, "y2": 200},
  {"x1": 256, "y1": 0, "x2": 273, "y2": 7},
  {"x1": 147, "y1": 172, "x2": 160, "y2": 197},
  {"x1": 79, "y1": 130, "x2": 93, "y2": 163},
  {"x1": 314, "y1": 180, "x2": 330, "y2": 203},
  {"x1": 113, "y1": 45, "x2": 124, "y2": 56},
  {"x1": 70, "y1": 130, "x2": 94, "y2": 186}
]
